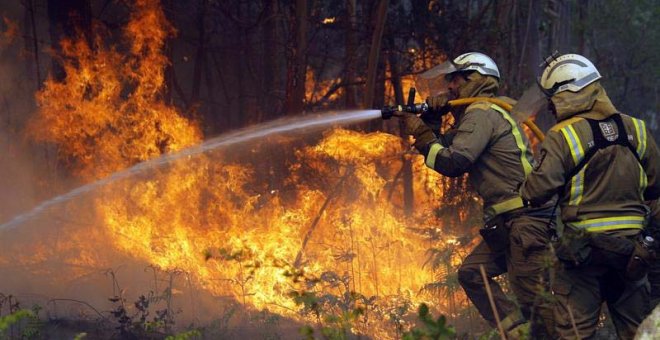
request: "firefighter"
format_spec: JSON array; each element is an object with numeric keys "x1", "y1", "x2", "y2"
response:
[
  {"x1": 521, "y1": 53, "x2": 660, "y2": 339},
  {"x1": 404, "y1": 52, "x2": 556, "y2": 338}
]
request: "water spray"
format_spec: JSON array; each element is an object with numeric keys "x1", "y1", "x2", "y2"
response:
[{"x1": 0, "y1": 109, "x2": 382, "y2": 231}]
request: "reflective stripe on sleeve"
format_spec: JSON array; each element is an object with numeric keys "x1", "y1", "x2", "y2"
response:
[
  {"x1": 560, "y1": 125, "x2": 585, "y2": 164},
  {"x1": 490, "y1": 104, "x2": 533, "y2": 176},
  {"x1": 571, "y1": 215, "x2": 646, "y2": 232},
  {"x1": 639, "y1": 163, "x2": 648, "y2": 198},
  {"x1": 425, "y1": 142, "x2": 444, "y2": 169},
  {"x1": 560, "y1": 124, "x2": 586, "y2": 205},
  {"x1": 570, "y1": 167, "x2": 586, "y2": 205},
  {"x1": 631, "y1": 118, "x2": 648, "y2": 197},
  {"x1": 632, "y1": 118, "x2": 647, "y2": 158}
]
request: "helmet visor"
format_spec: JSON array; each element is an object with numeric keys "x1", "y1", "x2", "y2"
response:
[
  {"x1": 510, "y1": 84, "x2": 548, "y2": 123},
  {"x1": 415, "y1": 61, "x2": 459, "y2": 97}
]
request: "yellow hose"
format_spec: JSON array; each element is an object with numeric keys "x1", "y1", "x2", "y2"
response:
[{"x1": 448, "y1": 97, "x2": 545, "y2": 141}]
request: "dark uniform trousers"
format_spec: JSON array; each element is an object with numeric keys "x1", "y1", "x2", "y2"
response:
[
  {"x1": 551, "y1": 235, "x2": 651, "y2": 339},
  {"x1": 458, "y1": 212, "x2": 556, "y2": 338}
]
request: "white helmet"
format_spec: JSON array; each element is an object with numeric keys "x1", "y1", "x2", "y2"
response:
[
  {"x1": 538, "y1": 53, "x2": 601, "y2": 96},
  {"x1": 419, "y1": 52, "x2": 500, "y2": 81},
  {"x1": 452, "y1": 52, "x2": 500, "y2": 79}
]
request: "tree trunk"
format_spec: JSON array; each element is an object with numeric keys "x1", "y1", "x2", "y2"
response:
[
  {"x1": 284, "y1": 0, "x2": 308, "y2": 115},
  {"x1": 261, "y1": 0, "x2": 281, "y2": 121},
  {"x1": 362, "y1": 0, "x2": 388, "y2": 109},
  {"x1": 388, "y1": 48, "x2": 414, "y2": 216},
  {"x1": 577, "y1": 0, "x2": 588, "y2": 54},
  {"x1": 344, "y1": 0, "x2": 358, "y2": 108},
  {"x1": 515, "y1": 0, "x2": 540, "y2": 88},
  {"x1": 191, "y1": 0, "x2": 208, "y2": 111},
  {"x1": 26, "y1": 0, "x2": 42, "y2": 90}
]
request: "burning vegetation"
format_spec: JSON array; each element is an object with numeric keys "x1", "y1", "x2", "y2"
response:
[{"x1": 1, "y1": 0, "x2": 485, "y2": 338}]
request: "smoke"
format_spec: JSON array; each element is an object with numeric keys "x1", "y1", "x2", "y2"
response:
[{"x1": 0, "y1": 6, "x2": 42, "y2": 225}]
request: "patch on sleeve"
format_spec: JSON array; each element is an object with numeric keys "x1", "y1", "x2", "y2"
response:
[{"x1": 533, "y1": 149, "x2": 547, "y2": 171}]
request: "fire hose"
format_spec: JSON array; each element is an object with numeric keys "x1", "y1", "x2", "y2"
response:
[{"x1": 381, "y1": 88, "x2": 545, "y2": 142}]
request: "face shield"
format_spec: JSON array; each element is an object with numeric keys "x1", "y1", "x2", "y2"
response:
[
  {"x1": 510, "y1": 84, "x2": 549, "y2": 123},
  {"x1": 415, "y1": 60, "x2": 459, "y2": 98}
]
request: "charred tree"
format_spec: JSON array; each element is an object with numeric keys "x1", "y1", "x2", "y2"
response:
[
  {"x1": 284, "y1": 0, "x2": 308, "y2": 115},
  {"x1": 261, "y1": 0, "x2": 281, "y2": 121},
  {"x1": 344, "y1": 0, "x2": 358, "y2": 108},
  {"x1": 191, "y1": 0, "x2": 208, "y2": 113},
  {"x1": 362, "y1": 0, "x2": 388, "y2": 110},
  {"x1": 388, "y1": 47, "x2": 414, "y2": 217}
]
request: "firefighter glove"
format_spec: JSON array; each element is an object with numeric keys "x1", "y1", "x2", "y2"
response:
[
  {"x1": 404, "y1": 114, "x2": 436, "y2": 150},
  {"x1": 426, "y1": 94, "x2": 451, "y2": 115}
]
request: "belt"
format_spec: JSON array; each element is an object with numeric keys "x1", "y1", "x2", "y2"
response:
[{"x1": 484, "y1": 196, "x2": 525, "y2": 221}]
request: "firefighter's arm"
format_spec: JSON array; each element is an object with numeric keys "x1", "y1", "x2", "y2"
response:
[
  {"x1": 412, "y1": 109, "x2": 492, "y2": 177},
  {"x1": 642, "y1": 130, "x2": 660, "y2": 201},
  {"x1": 521, "y1": 130, "x2": 571, "y2": 206}
]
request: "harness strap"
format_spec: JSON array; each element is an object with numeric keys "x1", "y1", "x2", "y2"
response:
[{"x1": 566, "y1": 114, "x2": 640, "y2": 180}]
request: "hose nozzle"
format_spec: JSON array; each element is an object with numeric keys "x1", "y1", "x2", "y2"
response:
[
  {"x1": 380, "y1": 103, "x2": 428, "y2": 119},
  {"x1": 380, "y1": 87, "x2": 428, "y2": 119}
]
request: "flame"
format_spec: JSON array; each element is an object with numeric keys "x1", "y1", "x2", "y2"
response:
[
  {"x1": 19, "y1": 0, "x2": 479, "y2": 337},
  {"x1": 29, "y1": 0, "x2": 200, "y2": 180},
  {"x1": 322, "y1": 17, "x2": 336, "y2": 24},
  {"x1": 305, "y1": 69, "x2": 343, "y2": 108}
]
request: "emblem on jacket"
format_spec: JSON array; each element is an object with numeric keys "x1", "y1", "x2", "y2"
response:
[{"x1": 599, "y1": 121, "x2": 618, "y2": 142}]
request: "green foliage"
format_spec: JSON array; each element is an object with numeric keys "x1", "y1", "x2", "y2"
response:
[
  {"x1": 73, "y1": 333, "x2": 88, "y2": 340},
  {"x1": 402, "y1": 303, "x2": 456, "y2": 340},
  {"x1": 286, "y1": 265, "x2": 375, "y2": 339},
  {"x1": 477, "y1": 329, "x2": 499, "y2": 340},
  {"x1": 165, "y1": 329, "x2": 201, "y2": 340},
  {"x1": 0, "y1": 309, "x2": 38, "y2": 338}
]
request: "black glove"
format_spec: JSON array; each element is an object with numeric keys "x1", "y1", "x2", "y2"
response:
[
  {"x1": 422, "y1": 94, "x2": 451, "y2": 133},
  {"x1": 403, "y1": 114, "x2": 436, "y2": 151},
  {"x1": 426, "y1": 94, "x2": 451, "y2": 115}
]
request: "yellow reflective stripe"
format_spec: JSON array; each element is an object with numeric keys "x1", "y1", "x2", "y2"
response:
[
  {"x1": 569, "y1": 167, "x2": 586, "y2": 205},
  {"x1": 560, "y1": 124, "x2": 586, "y2": 205},
  {"x1": 490, "y1": 104, "x2": 533, "y2": 176},
  {"x1": 571, "y1": 215, "x2": 646, "y2": 232},
  {"x1": 560, "y1": 125, "x2": 585, "y2": 165},
  {"x1": 639, "y1": 163, "x2": 648, "y2": 198},
  {"x1": 425, "y1": 142, "x2": 444, "y2": 169},
  {"x1": 489, "y1": 197, "x2": 525, "y2": 216},
  {"x1": 632, "y1": 118, "x2": 647, "y2": 158}
]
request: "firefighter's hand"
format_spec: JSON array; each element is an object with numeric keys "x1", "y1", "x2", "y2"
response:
[
  {"x1": 426, "y1": 94, "x2": 450, "y2": 114},
  {"x1": 404, "y1": 114, "x2": 436, "y2": 150}
]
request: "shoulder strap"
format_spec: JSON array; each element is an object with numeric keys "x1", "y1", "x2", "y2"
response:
[
  {"x1": 566, "y1": 114, "x2": 640, "y2": 180},
  {"x1": 490, "y1": 104, "x2": 533, "y2": 176}
]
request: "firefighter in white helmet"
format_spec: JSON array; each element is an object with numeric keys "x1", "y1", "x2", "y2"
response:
[
  {"x1": 521, "y1": 52, "x2": 660, "y2": 338},
  {"x1": 404, "y1": 52, "x2": 557, "y2": 338}
]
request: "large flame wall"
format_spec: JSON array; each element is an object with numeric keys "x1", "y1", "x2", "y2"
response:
[{"x1": 9, "y1": 0, "x2": 478, "y2": 337}]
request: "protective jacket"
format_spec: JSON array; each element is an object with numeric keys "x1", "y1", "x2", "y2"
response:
[
  {"x1": 521, "y1": 83, "x2": 660, "y2": 233},
  {"x1": 415, "y1": 73, "x2": 534, "y2": 221}
]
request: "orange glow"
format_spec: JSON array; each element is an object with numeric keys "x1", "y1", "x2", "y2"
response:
[
  {"x1": 0, "y1": 17, "x2": 18, "y2": 46},
  {"x1": 305, "y1": 69, "x2": 344, "y2": 108},
  {"x1": 22, "y1": 1, "x2": 478, "y2": 338},
  {"x1": 29, "y1": 0, "x2": 200, "y2": 180}
]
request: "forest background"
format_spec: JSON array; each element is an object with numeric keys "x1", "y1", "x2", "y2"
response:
[{"x1": 0, "y1": 0, "x2": 658, "y2": 338}]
